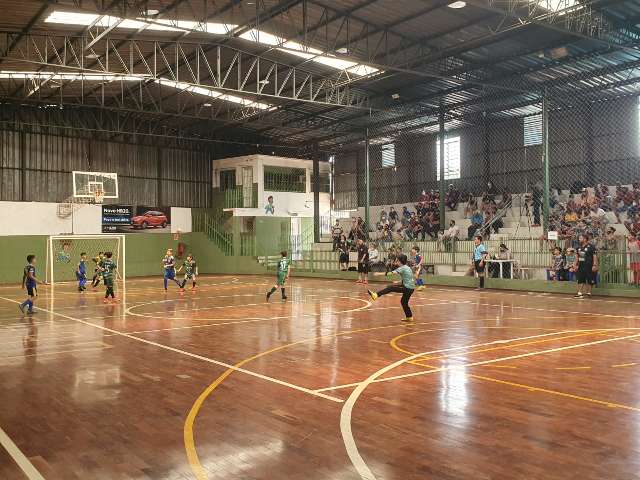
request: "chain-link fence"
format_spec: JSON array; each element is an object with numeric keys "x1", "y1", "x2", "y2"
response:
[{"x1": 322, "y1": 81, "x2": 640, "y2": 288}]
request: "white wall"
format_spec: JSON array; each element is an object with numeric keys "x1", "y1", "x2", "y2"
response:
[
  {"x1": 171, "y1": 207, "x2": 192, "y2": 233},
  {"x1": 0, "y1": 202, "x2": 102, "y2": 236}
]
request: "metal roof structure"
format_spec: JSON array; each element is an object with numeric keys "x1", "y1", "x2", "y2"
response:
[{"x1": 1, "y1": 0, "x2": 639, "y2": 151}]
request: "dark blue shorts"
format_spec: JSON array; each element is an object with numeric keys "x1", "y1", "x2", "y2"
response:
[
  {"x1": 164, "y1": 269, "x2": 175, "y2": 280},
  {"x1": 26, "y1": 285, "x2": 35, "y2": 297}
]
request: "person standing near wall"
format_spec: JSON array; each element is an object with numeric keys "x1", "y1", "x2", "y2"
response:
[
  {"x1": 573, "y1": 233, "x2": 598, "y2": 299},
  {"x1": 473, "y1": 235, "x2": 488, "y2": 290}
]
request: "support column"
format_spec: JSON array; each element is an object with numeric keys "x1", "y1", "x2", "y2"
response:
[
  {"x1": 585, "y1": 104, "x2": 595, "y2": 187},
  {"x1": 312, "y1": 144, "x2": 320, "y2": 243},
  {"x1": 438, "y1": 109, "x2": 446, "y2": 228},
  {"x1": 19, "y1": 130, "x2": 26, "y2": 201},
  {"x1": 542, "y1": 90, "x2": 550, "y2": 234},
  {"x1": 157, "y1": 146, "x2": 163, "y2": 206},
  {"x1": 483, "y1": 115, "x2": 491, "y2": 186},
  {"x1": 364, "y1": 129, "x2": 371, "y2": 237}
]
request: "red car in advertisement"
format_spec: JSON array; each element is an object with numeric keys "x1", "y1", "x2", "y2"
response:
[{"x1": 131, "y1": 210, "x2": 168, "y2": 229}]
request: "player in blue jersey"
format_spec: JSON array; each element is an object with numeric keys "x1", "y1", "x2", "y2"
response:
[
  {"x1": 76, "y1": 252, "x2": 88, "y2": 292},
  {"x1": 410, "y1": 245, "x2": 425, "y2": 291},
  {"x1": 19, "y1": 254, "x2": 48, "y2": 315},
  {"x1": 162, "y1": 248, "x2": 182, "y2": 291}
]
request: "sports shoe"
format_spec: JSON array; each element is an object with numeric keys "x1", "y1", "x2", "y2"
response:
[
  {"x1": 403, "y1": 317, "x2": 414, "y2": 322},
  {"x1": 266, "y1": 292, "x2": 271, "y2": 302},
  {"x1": 416, "y1": 285, "x2": 425, "y2": 291},
  {"x1": 27, "y1": 310, "x2": 35, "y2": 314},
  {"x1": 18, "y1": 304, "x2": 25, "y2": 314},
  {"x1": 103, "y1": 298, "x2": 109, "y2": 303},
  {"x1": 355, "y1": 280, "x2": 363, "y2": 284},
  {"x1": 282, "y1": 296, "x2": 288, "y2": 301},
  {"x1": 573, "y1": 293, "x2": 584, "y2": 299},
  {"x1": 180, "y1": 288, "x2": 185, "y2": 293},
  {"x1": 367, "y1": 290, "x2": 378, "y2": 301}
]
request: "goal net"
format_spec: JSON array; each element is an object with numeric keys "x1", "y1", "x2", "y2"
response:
[{"x1": 47, "y1": 235, "x2": 126, "y2": 287}]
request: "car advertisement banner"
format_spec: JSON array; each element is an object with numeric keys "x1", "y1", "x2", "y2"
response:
[
  {"x1": 102, "y1": 205, "x2": 133, "y2": 233},
  {"x1": 102, "y1": 205, "x2": 171, "y2": 233}
]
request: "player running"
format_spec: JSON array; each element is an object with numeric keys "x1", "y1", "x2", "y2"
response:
[
  {"x1": 19, "y1": 254, "x2": 48, "y2": 315},
  {"x1": 266, "y1": 251, "x2": 290, "y2": 302},
  {"x1": 177, "y1": 254, "x2": 198, "y2": 292},
  {"x1": 162, "y1": 248, "x2": 182, "y2": 291}
]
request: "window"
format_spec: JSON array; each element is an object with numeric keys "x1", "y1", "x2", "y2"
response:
[
  {"x1": 219, "y1": 169, "x2": 236, "y2": 191},
  {"x1": 311, "y1": 172, "x2": 331, "y2": 193},
  {"x1": 381, "y1": 143, "x2": 395, "y2": 168},
  {"x1": 435, "y1": 136, "x2": 461, "y2": 180},
  {"x1": 524, "y1": 114, "x2": 542, "y2": 146},
  {"x1": 264, "y1": 166, "x2": 306, "y2": 192}
]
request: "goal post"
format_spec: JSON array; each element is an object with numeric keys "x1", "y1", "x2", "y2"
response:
[{"x1": 47, "y1": 235, "x2": 126, "y2": 287}]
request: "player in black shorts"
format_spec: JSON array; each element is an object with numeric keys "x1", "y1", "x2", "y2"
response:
[
  {"x1": 573, "y1": 233, "x2": 598, "y2": 299},
  {"x1": 356, "y1": 238, "x2": 369, "y2": 285}
]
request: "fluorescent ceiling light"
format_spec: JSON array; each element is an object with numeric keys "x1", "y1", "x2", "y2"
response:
[
  {"x1": 538, "y1": 0, "x2": 579, "y2": 11},
  {"x1": 0, "y1": 71, "x2": 147, "y2": 81},
  {"x1": 239, "y1": 29, "x2": 379, "y2": 76},
  {"x1": 153, "y1": 79, "x2": 275, "y2": 110},
  {"x1": 44, "y1": 11, "x2": 379, "y2": 76},
  {"x1": 447, "y1": 1, "x2": 466, "y2": 8},
  {"x1": 45, "y1": 11, "x2": 236, "y2": 35},
  {"x1": 0, "y1": 70, "x2": 275, "y2": 110}
]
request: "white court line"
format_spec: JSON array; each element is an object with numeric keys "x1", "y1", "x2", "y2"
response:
[
  {"x1": 338, "y1": 330, "x2": 640, "y2": 480},
  {"x1": 0, "y1": 296, "x2": 344, "y2": 404},
  {"x1": 0, "y1": 426, "x2": 46, "y2": 480}
]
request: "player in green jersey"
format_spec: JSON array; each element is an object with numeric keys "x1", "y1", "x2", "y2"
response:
[
  {"x1": 266, "y1": 250, "x2": 290, "y2": 301},
  {"x1": 100, "y1": 251, "x2": 118, "y2": 303},
  {"x1": 177, "y1": 254, "x2": 198, "y2": 293}
]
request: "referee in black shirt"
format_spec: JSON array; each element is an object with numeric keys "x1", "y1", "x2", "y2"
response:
[{"x1": 573, "y1": 233, "x2": 598, "y2": 299}]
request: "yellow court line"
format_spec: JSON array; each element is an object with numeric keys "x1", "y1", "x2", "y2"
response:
[
  {"x1": 389, "y1": 330, "x2": 640, "y2": 413},
  {"x1": 612, "y1": 363, "x2": 637, "y2": 368},
  {"x1": 183, "y1": 320, "x2": 555, "y2": 479},
  {"x1": 555, "y1": 366, "x2": 592, "y2": 371},
  {"x1": 390, "y1": 329, "x2": 608, "y2": 363},
  {"x1": 469, "y1": 374, "x2": 640, "y2": 412}
]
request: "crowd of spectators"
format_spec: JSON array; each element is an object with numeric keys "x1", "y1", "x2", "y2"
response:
[{"x1": 547, "y1": 181, "x2": 640, "y2": 250}]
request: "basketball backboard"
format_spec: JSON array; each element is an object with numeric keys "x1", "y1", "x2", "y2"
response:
[{"x1": 73, "y1": 171, "x2": 118, "y2": 199}]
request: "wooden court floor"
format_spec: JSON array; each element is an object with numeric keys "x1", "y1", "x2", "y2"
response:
[{"x1": 1, "y1": 275, "x2": 640, "y2": 480}]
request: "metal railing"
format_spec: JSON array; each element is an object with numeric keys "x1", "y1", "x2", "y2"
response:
[{"x1": 193, "y1": 211, "x2": 234, "y2": 256}]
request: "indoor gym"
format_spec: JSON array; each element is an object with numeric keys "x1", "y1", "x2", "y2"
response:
[{"x1": 1, "y1": 1, "x2": 640, "y2": 479}]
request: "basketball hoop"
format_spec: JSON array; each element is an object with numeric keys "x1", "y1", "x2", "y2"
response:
[{"x1": 173, "y1": 229, "x2": 182, "y2": 241}]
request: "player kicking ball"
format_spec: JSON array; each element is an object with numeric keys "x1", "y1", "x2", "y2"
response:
[
  {"x1": 266, "y1": 251, "x2": 290, "y2": 302},
  {"x1": 19, "y1": 254, "x2": 48, "y2": 315},
  {"x1": 176, "y1": 254, "x2": 198, "y2": 293},
  {"x1": 367, "y1": 253, "x2": 415, "y2": 322}
]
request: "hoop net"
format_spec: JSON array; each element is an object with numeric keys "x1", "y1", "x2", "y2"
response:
[{"x1": 94, "y1": 190, "x2": 105, "y2": 204}]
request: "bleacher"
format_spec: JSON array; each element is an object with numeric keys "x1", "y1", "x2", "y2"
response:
[{"x1": 332, "y1": 184, "x2": 636, "y2": 241}]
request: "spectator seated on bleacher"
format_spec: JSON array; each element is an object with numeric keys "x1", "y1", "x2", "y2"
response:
[
  {"x1": 438, "y1": 220, "x2": 460, "y2": 251},
  {"x1": 368, "y1": 242, "x2": 385, "y2": 272},
  {"x1": 468, "y1": 209, "x2": 483, "y2": 240},
  {"x1": 445, "y1": 184, "x2": 461, "y2": 211},
  {"x1": 337, "y1": 235, "x2": 349, "y2": 271},
  {"x1": 464, "y1": 196, "x2": 477, "y2": 219}
]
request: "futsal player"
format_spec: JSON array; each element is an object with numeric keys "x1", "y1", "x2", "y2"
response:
[
  {"x1": 177, "y1": 254, "x2": 198, "y2": 292},
  {"x1": 100, "y1": 251, "x2": 118, "y2": 303},
  {"x1": 162, "y1": 248, "x2": 182, "y2": 291},
  {"x1": 367, "y1": 253, "x2": 415, "y2": 322},
  {"x1": 76, "y1": 252, "x2": 88, "y2": 292},
  {"x1": 411, "y1": 245, "x2": 425, "y2": 291},
  {"x1": 91, "y1": 251, "x2": 104, "y2": 289},
  {"x1": 574, "y1": 233, "x2": 598, "y2": 299},
  {"x1": 266, "y1": 251, "x2": 290, "y2": 301},
  {"x1": 19, "y1": 255, "x2": 48, "y2": 314},
  {"x1": 473, "y1": 235, "x2": 488, "y2": 290}
]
